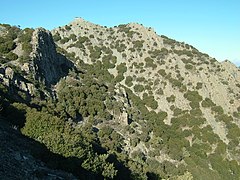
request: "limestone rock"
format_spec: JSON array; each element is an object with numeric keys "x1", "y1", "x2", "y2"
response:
[
  {"x1": 31, "y1": 28, "x2": 72, "y2": 86},
  {"x1": 5, "y1": 67, "x2": 14, "y2": 79}
]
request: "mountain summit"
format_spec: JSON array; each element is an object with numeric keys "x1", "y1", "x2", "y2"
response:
[{"x1": 0, "y1": 18, "x2": 240, "y2": 179}]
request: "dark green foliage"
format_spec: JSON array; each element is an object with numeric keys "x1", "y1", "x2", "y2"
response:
[
  {"x1": 145, "y1": 57, "x2": 157, "y2": 69},
  {"x1": 168, "y1": 78, "x2": 182, "y2": 88},
  {"x1": 98, "y1": 126, "x2": 123, "y2": 151},
  {"x1": 65, "y1": 25, "x2": 71, "y2": 30},
  {"x1": 133, "y1": 40, "x2": 144, "y2": 49},
  {"x1": 174, "y1": 49, "x2": 194, "y2": 57},
  {"x1": 115, "y1": 74, "x2": 124, "y2": 82},
  {"x1": 70, "y1": 36, "x2": 90, "y2": 49},
  {"x1": 196, "y1": 82, "x2": 203, "y2": 89},
  {"x1": 89, "y1": 46, "x2": 102, "y2": 61},
  {"x1": 78, "y1": 36, "x2": 89, "y2": 43},
  {"x1": 142, "y1": 93, "x2": 158, "y2": 109},
  {"x1": 158, "y1": 111, "x2": 168, "y2": 121},
  {"x1": 6, "y1": 52, "x2": 18, "y2": 60},
  {"x1": 0, "y1": 40, "x2": 16, "y2": 54},
  {"x1": 18, "y1": 28, "x2": 33, "y2": 43},
  {"x1": 125, "y1": 76, "x2": 133, "y2": 87},
  {"x1": 53, "y1": 33, "x2": 61, "y2": 41},
  {"x1": 117, "y1": 24, "x2": 135, "y2": 37},
  {"x1": 211, "y1": 106, "x2": 224, "y2": 115},
  {"x1": 189, "y1": 101, "x2": 200, "y2": 109},
  {"x1": 201, "y1": 98, "x2": 215, "y2": 108},
  {"x1": 69, "y1": 34, "x2": 77, "y2": 41},
  {"x1": 22, "y1": 109, "x2": 117, "y2": 178},
  {"x1": 18, "y1": 28, "x2": 34, "y2": 60},
  {"x1": 158, "y1": 69, "x2": 166, "y2": 76},
  {"x1": 190, "y1": 108, "x2": 202, "y2": 116},
  {"x1": 133, "y1": 84, "x2": 144, "y2": 92},
  {"x1": 185, "y1": 64, "x2": 193, "y2": 70},
  {"x1": 0, "y1": 25, "x2": 20, "y2": 55},
  {"x1": 166, "y1": 95, "x2": 175, "y2": 103},
  {"x1": 161, "y1": 35, "x2": 177, "y2": 45},
  {"x1": 184, "y1": 90, "x2": 202, "y2": 102},
  {"x1": 55, "y1": 78, "x2": 110, "y2": 119},
  {"x1": 148, "y1": 48, "x2": 169, "y2": 59},
  {"x1": 116, "y1": 63, "x2": 127, "y2": 74},
  {"x1": 60, "y1": 37, "x2": 70, "y2": 44},
  {"x1": 102, "y1": 55, "x2": 116, "y2": 69},
  {"x1": 115, "y1": 41, "x2": 127, "y2": 53}
]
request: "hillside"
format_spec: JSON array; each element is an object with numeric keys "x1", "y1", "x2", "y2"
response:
[
  {"x1": 0, "y1": 18, "x2": 240, "y2": 179},
  {"x1": 0, "y1": 116, "x2": 79, "y2": 179}
]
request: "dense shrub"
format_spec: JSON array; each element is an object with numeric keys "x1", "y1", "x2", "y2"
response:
[
  {"x1": 184, "y1": 90, "x2": 202, "y2": 102},
  {"x1": 166, "y1": 95, "x2": 176, "y2": 103},
  {"x1": 125, "y1": 76, "x2": 133, "y2": 87},
  {"x1": 201, "y1": 98, "x2": 215, "y2": 108},
  {"x1": 133, "y1": 84, "x2": 144, "y2": 92},
  {"x1": 6, "y1": 52, "x2": 18, "y2": 60},
  {"x1": 143, "y1": 93, "x2": 158, "y2": 109},
  {"x1": 145, "y1": 57, "x2": 157, "y2": 69}
]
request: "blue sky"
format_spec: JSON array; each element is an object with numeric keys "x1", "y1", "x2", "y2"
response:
[{"x1": 0, "y1": 0, "x2": 239, "y2": 66}]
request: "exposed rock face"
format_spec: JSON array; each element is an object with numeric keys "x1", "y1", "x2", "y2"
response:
[
  {"x1": 0, "y1": 28, "x2": 74, "y2": 101},
  {"x1": 31, "y1": 28, "x2": 73, "y2": 86},
  {"x1": 0, "y1": 66, "x2": 36, "y2": 97},
  {"x1": 115, "y1": 87, "x2": 131, "y2": 125}
]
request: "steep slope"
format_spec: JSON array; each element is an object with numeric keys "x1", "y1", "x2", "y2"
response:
[
  {"x1": 0, "y1": 116, "x2": 77, "y2": 179},
  {"x1": 52, "y1": 17, "x2": 240, "y2": 143},
  {"x1": 1, "y1": 19, "x2": 240, "y2": 179},
  {"x1": 0, "y1": 25, "x2": 73, "y2": 101}
]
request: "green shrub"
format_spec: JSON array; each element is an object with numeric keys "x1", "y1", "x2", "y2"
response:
[
  {"x1": 211, "y1": 106, "x2": 224, "y2": 115},
  {"x1": 78, "y1": 36, "x2": 89, "y2": 43},
  {"x1": 89, "y1": 46, "x2": 102, "y2": 60},
  {"x1": 134, "y1": 84, "x2": 144, "y2": 92},
  {"x1": 53, "y1": 33, "x2": 61, "y2": 41},
  {"x1": 115, "y1": 74, "x2": 124, "y2": 82},
  {"x1": 166, "y1": 95, "x2": 176, "y2": 103},
  {"x1": 201, "y1": 98, "x2": 215, "y2": 108},
  {"x1": 145, "y1": 57, "x2": 157, "y2": 69},
  {"x1": 142, "y1": 94, "x2": 158, "y2": 109},
  {"x1": 190, "y1": 108, "x2": 202, "y2": 116},
  {"x1": 125, "y1": 76, "x2": 133, "y2": 87},
  {"x1": 196, "y1": 82, "x2": 203, "y2": 89},
  {"x1": 184, "y1": 90, "x2": 202, "y2": 102},
  {"x1": 133, "y1": 40, "x2": 144, "y2": 49},
  {"x1": 185, "y1": 64, "x2": 193, "y2": 70},
  {"x1": 6, "y1": 52, "x2": 18, "y2": 60},
  {"x1": 116, "y1": 63, "x2": 127, "y2": 74},
  {"x1": 65, "y1": 25, "x2": 71, "y2": 30},
  {"x1": 158, "y1": 69, "x2": 166, "y2": 77},
  {"x1": 60, "y1": 37, "x2": 70, "y2": 44},
  {"x1": 69, "y1": 34, "x2": 77, "y2": 41}
]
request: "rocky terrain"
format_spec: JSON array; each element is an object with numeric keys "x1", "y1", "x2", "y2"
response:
[{"x1": 0, "y1": 18, "x2": 240, "y2": 179}]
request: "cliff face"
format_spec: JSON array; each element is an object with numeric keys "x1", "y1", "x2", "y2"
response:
[
  {"x1": 0, "y1": 27, "x2": 73, "y2": 101},
  {"x1": 31, "y1": 28, "x2": 73, "y2": 86}
]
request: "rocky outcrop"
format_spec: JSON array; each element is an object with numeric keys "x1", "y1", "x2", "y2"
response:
[
  {"x1": 31, "y1": 28, "x2": 73, "y2": 86},
  {"x1": 115, "y1": 87, "x2": 132, "y2": 125},
  {"x1": 0, "y1": 28, "x2": 74, "y2": 102},
  {"x1": 0, "y1": 66, "x2": 36, "y2": 99}
]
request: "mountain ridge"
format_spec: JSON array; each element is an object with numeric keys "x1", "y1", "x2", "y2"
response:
[{"x1": 0, "y1": 19, "x2": 240, "y2": 179}]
